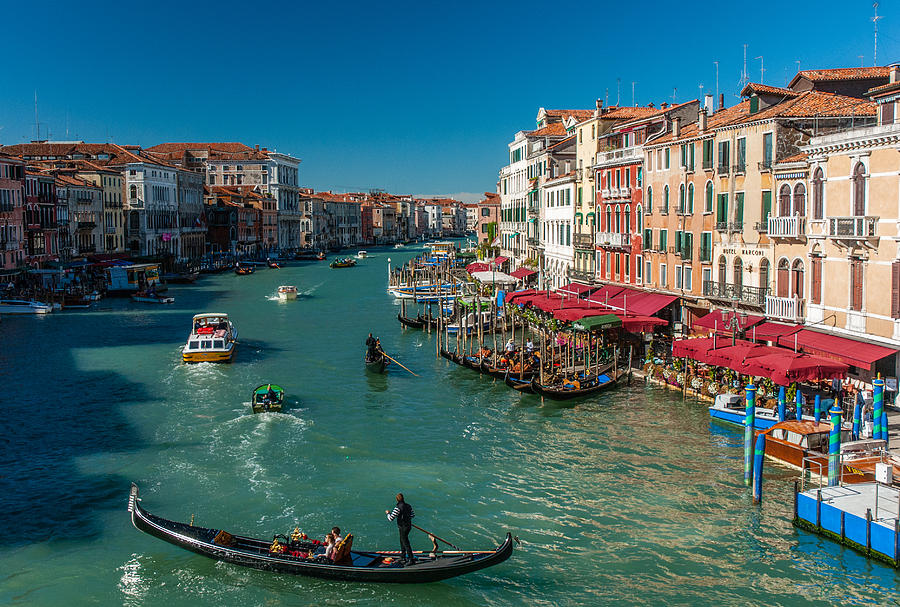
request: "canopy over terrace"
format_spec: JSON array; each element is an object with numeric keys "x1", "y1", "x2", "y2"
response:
[
  {"x1": 557, "y1": 282, "x2": 597, "y2": 298},
  {"x1": 672, "y1": 337, "x2": 848, "y2": 385},
  {"x1": 552, "y1": 307, "x2": 666, "y2": 333},
  {"x1": 465, "y1": 262, "x2": 490, "y2": 273},
  {"x1": 692, "y1": 309, "x2": 765, "y2": 335},
  {"x1": 509, "y1": 267, "x2": 537, "y2": 280},
  {"x1": 470, "y1": 271, "x2": 518, "y2": 285},
  {"x1": 775, "y1": 328, "x2": 898, "y2": 371}
]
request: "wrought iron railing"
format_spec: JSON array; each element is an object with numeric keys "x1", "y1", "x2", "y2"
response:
[
  {"x1": 703, "y1": 280, "x2": 768, "y2": 306},
  {"x1": 573, "y1": 233, "x2": 594, "y2": 248}
]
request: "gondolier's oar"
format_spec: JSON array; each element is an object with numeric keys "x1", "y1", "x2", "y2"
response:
[
  {"x1": 381, "y1": 352, "x2": 419, "y2": 377},
  {"x1": 411, "y1": 523, "x2": 459, "y2": 550}
]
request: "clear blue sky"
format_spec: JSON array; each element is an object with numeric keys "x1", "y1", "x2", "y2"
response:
[{"x1": 1, "y1": 1, "x2": 898, "y2": 201}]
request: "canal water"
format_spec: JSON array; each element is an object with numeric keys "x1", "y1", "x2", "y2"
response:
[{"x1": 1, "y1": 245, "x2": 898, "y2": 606}]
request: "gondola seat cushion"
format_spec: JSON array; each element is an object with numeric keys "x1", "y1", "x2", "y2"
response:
[{"x1": 332, "y1": 533, "x2": 353, "y2": 564}]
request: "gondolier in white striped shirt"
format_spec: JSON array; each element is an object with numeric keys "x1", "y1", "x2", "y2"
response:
[{"x1": 386, "y1": 493, "x2": 416, "y2": 565}]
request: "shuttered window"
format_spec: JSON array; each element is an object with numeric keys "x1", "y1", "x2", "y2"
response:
[
  {"x1": 812, "y1": 168, "x2": 824, "y2": 219},
  {"x1": 850, "y1": 259, "x2": 864, "y2": 311},
  {"x1": 892, "y1": 261, "x2": 900, "y2": 318},
  {"x1": 735, "y1": 192, "x2": 744, "y2": 224},
  {"x1": 761, "y1": 191, "x2": 772, "y2": 223},
  {"x1": 811, "y1": 258, "x2": 822, "y2": 305}
]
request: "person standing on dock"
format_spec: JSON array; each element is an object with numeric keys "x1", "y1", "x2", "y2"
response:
[{"x1": 386, "y1": 493, "x2": 416, "y2": 565}]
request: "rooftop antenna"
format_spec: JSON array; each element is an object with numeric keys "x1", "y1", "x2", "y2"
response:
[
  {"x1": 714, "y1": 61, "x2": 720, "y2": 106},
  {"x1": 605, "y1": 88, "x2": 609, "y2": 107},
  {"x1": 755, "y1": 56, "x2": 764, "y2": 83},
  {"x1": 616, "y1": 78, "x2": 621, "y2": 106},
  {"x1": 740, "y1": 44, "x2": 749, "y2": 90},
  {"x1": 858, "y1": 55, "x2": 865, "y2": 67},
  {"x1": 631, "y1": 81, "x2": 636, "y2": 107},
  {"x1": 33, "y1": 90, "x2": 40, "y2": 141},
  {"x1": 672, "y1": 87, "x2": 677, "y2": 104},
  {"x1": 873, "y1": 2, "x2": 882, "y2": 66},
  {"x1": 699, "y1": 82, "x2": 704, "y2": 100}
]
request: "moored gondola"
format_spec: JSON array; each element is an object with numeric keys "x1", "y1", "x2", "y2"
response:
[
  {"x1": 504, "y1": 370, "x2": 535, "y2": 394},
  {"x1": 397, "y1": 312, "x2": 425, "y2": 329},
  {"x1": 530, "y1": 366, "x2": 622, "y2": 401},
  {"x1": 365, "y1": 351, "x2": 387, "y2": 373},
  {"x1": 439, "y1": 347, "x2": 465, "y2": 366},
  {"x1": 128, "y1": 484, "x2": 514, "y2": 584}
]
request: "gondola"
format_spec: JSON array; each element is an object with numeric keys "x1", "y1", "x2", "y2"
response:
[
  {"x1": 503, "y1": 370, "x2": 535, "y2": 394},
  {"x1": 479, "y1": 357, "x2": 511, "y2": 379},
  {"x1": 397, "y1": 313, "x2": 425, "y2": 329},
  {"x1": 235, "y1": 265, "x2": 254, "y2": 275},
  {"x1": 530, "y1": 366, "x2": 621, "y2": 401},
  {"x1": 461, "y1": 355, "x2": 484, "y2": 371},
  {"x1": 330, "y1": 258, "x2": 357, "y2": 269},
  {"x1": 365, "y1": 351, "x2": 387, "y2": 373},
  {"x1": 439, "y1": 347, "x2": 465, "y2": 366},
  {"x1": 128, "y1": 484, "x2": 514, "y2": 584}
]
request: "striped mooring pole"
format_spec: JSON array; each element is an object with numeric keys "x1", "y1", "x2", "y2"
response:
[
  {"x1": 873, "y1": 378, "x2": 885, "y2": 441},
  {"x1": 814, "y1": 394, "x2": 822, "y2": 423},
  {"x1": 752, "y1": 432, "x2": 766, "y2": 503},
  {"x1": 828, "y1": 405, "x2": 843, "y2": 487},
  {"x1": 744, "y1": 384, "x2": 757, "y2": 487},
  {"x1": 777, "y1": 386, "x2": 786, "y2": 422},
  {"x1": 795, "y1": 388, "x2": 803, "y2": 421}
]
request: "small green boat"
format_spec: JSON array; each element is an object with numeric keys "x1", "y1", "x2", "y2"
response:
[{"x1": 251, "y1": 384, "x2": 285, "y2": 413}]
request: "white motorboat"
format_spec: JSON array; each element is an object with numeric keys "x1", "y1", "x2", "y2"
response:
[
  {"x1": 183, "y1": 313, "x2": 238, "y2": 363},
  {"x1": 277, "y1": 285, "x2": 298, "y2": 300},
  {"x1": 356, "y1": 250, "x2": 368, "y2": 258},
  {"x1": 0, "y1": 299, "x2": 53, "y2": 314},
  {"x1": 132, "y1": 293, "x2": 175, "y2": 304}
]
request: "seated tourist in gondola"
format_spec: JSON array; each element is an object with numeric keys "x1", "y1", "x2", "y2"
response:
[
  {"x1": 270, "y1": 537, "x2": 286, "y2": 554},
  {"x1": 563, "y1": 376, "x2": 581, "y2": 390},
  {"x1": 323, "y1": 533, "x2": 336, "y2": 560}
]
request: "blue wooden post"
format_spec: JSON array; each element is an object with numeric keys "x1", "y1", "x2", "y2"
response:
[
  {"x1": 745, "y1": 385, "x2": 757, "y2": 487},
  {"x1": 795, "y1": 388, "x2": 803, "y2": 421},
  {"x1": 882, "y1": 410, "x2": 890, "y2": 449},
  {"x1": 873, "y1": 379, "x2": 885, "y2": 441},
  {"x1": 852, "y1": 400, "x2": 861, "y2": 441},
  {"x1": 778, "y1": 386, "x2": 786, "y2": 422},
  {"x1": 814, "y1": 394, "x2": 822, "y2": 423},
  {"x1": 752, "y1": 433, "x2": 766, "y2": 503},
  {"x1": 828, "y1": 405, "x2": 842, "y2": 487}
]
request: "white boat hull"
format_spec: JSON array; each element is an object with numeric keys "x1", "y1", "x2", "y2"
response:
[{"x1": 0, "y1": 300, "x2": 53, "y2": 314}]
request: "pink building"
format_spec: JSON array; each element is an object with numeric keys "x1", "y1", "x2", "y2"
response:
[{"x1": 0, "y1": 153, "x2": 25, "y2": 270}]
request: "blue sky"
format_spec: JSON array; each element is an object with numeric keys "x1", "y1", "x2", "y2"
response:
[{"x1": 1, "y1": 1, "x2": 898, "y2": 202}]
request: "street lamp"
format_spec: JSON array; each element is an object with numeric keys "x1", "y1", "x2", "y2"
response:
[{"x1": 726, "y1": 304, "x2": 748, "y2": 346}]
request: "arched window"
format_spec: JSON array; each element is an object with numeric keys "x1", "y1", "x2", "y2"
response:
[
  {"x1": 605, "y1": 206, "x2": 612, "y2": 232},
  {"x1": 812, "y1": 167, "x2": 824, "y2": 219},
  {"x1": 852, "y1": 162, "x2": 867, "y2": 216},
  {"x1": 793, "y1": 183, "x2": 806, "y2": 216},
  {"x1": 718, "y1": 255, "x2": 727, "y2": 284},
  {"x1": 636, "y1": 205, "x2": 643, "y2": 233},
  {"x1": 663, "y1": 185, "x2": 669, "y2": 213},
  {"x1": 688, "y1": 183, "x2": 695, "y2": 214},
  {"x1": 615, "y1": 205, "x2": 621, "y2": 233},
  {"x1": 625, "y1": 205, "x2": 631, "y2": 233},
  {"x1": 759, "y1": 259, "x2": 770, "y2": 292},
  {"x1": 777, "y1": 258, "x2": 790, "y2": 298},
  {"x1": 733, "y1": 257, "x2": 743, "y2": 288},
  {"x1": 705, "y1": 181, "x2": 714, "y2": 213},
  {"x1": 646, "y1": 186, "x2": 653, "y2": 213},
  {"x1": 679, "y1": 184, "x2": 685, "y2": 213},
  {"x1": 791, "y1": 259, "x2": 804, "y2": 299},
  {"x1": 779, "y1": 184, "x2": 792, "y2": 216}
]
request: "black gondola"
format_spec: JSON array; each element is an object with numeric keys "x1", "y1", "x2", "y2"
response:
[
  {"x1": 128, "y1": 484, "x2": 514, "y2": 584},
  {"x1": 397, "y1": 313, "x2": 425, "y2": 329},
  {"x1": 479, "y1": 357, "x2": 511, "y2": 379},
  {"x1": 503, "y1": 370, "x2": 535, "y2": 393},
  {"x1": 439, "y1": 348, "x2": 465, "y2": 366},
  {"x1": 530, "y1": 367, "x2": 622, "y2": 401},
  {"x1": 365, "y1": 351, "x2": 387, "y2": 373}
]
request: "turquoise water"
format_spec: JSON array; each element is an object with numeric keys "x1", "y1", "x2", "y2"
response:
[{"x1": 1, "y1": 245, "x2": 898, "y2": 606}]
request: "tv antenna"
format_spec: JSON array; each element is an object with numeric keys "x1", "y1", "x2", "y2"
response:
[
  {"x1": 739, "y1": 44, "x2": 749, "y2": 89},
  {"x1": 616, "y1": 78, "x2": 621, "y2": 106},
  {"x1": 714, "y1": 61, "x2": 720, "y2": 107},
  {"x1": 755, "y1": 56, "x2": 764, "y2": 83},
  {"x1": 631, "y1": 81, "x2": 636, "y2": 107},
  {"x1": 873, "y1": 2, "x2": 882, "y2": 66}
]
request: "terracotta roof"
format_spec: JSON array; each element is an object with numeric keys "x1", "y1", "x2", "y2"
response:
[
  {"x1": 0, "y1": 142, "x2": 178, "y2": 169},
  {"x1": 543, "y1": 109, "x2": 594, "y2": 122},
  {"x1": 741, "y1": 82, "x2": 800, "y2": 98},
  {"x1": 146, "y1": 142, "x2": 255, "y2": 154},
  {"x1": 865, "y1": 81, "x2": 900, "y2": 97},
  {"x1": 646, "y1": 101, "x2": 752, "y2": 146},
  {"x1": 527, "y1": 123, "x2": 569, "y2": 137},
  {"x1": 54, "y1": 174, "x2": 98, "y2": 188},
  {"x1": 777, "y1": 152, "x2": 809, "y2": 164},
  {"x1": 792, "y1": 66, "x2": 891, "y2": 83},
  {"x1": 748, "y1": 90, "x2": 875, "y2": 119},
  {"x1": 546, "y1": 135, "x2": 576, "y2": 151}
]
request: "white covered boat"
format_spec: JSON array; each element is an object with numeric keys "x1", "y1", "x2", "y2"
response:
[
  {"x1": 277, "y1": 285, "x2": 298, "y2": 300},
  {"x1": 0, "y1": 299, "x2": 53, "y2": 314}
]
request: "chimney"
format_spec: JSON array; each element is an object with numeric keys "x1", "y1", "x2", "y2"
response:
[
  {"x1": 719, "y1": 93, "x2": 725, "y2": 112},
  {"x1": 704, "y1": 94, "x2": 714, "y2": 116},
  {"x1": 661, "y1": 102, "x2": 669, "y2": 109},
  {"x1": 672, "y1": 116, "x2": 681, "y2": 139},
  {"x1": 891, "y1": 64, "x2": 900, "y2": 83},
  {"x1": 698, "y1": 108, "x2": 707, "y2": 133},
  {"x1": 255, "y1": 144, "x2": 260, "y2": 151},
  {"x1": 647, "y1": 102, "x2": 655, "y2": 109},
  {"x1": 594, "y1": 98, "x2": 603, "y2": 117}
]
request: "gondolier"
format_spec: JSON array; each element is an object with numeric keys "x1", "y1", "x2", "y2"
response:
[
  {"x1": 366, "y1": 333, "x2": 377, "y2": 359},
  {"x1": 386, "y1": 493, "x2": 416, "y2": 565}
]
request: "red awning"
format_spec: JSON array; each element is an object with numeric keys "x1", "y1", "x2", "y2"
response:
[
  {"x1": 557, "y1": 282, "x2": 594, "y2": 297},
  {"x1": 693, "y1": 309, "x2": 764, "y2": 334},
  {"x1": 586, "y1": 285, "x2": 626, "y2": 305},
  {"x1": 748, "y1": 321, "x2": 802, "y2": 341},
  {"x1": 776, "y1": 329, "x2": 898, "y2": 370},
  {"x1": 618, "y1": 291, "x2": 678, "y2": 316},
  {"x1": 703, "y1": 342, "x2": 784, "y2": 370},
  {"x1": 673, "y1": 337, "x2": 722, "y2": 359},
  {"x1": 493, "y1": 256, "x2": 509, "y2": 266},
  {"x1": 553, "y1": 307, "x2": 612, "y2": 322},
  {"x1": 466, "y1": 262, "x2": 490, "y2": 273},
  {"x1": 621, "y1": 314, "x2": 667, "y2": 333},
  {"x1": 509, "y1": 267, "x2": 537, "y2": 279},
  {"x1": 743, "y1": 352, "x2": 848, "y2": 385},
  {"x1": 506, "y1": 289, "x2": 537, "y2": 304}
]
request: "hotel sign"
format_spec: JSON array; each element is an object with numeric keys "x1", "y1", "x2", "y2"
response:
[{"x1": 722, "y1": 248, "x2": 764, "y2": 256}]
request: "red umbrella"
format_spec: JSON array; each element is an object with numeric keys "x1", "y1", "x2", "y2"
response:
[
  {"x1": 744, "y1": 352, "x2": 848, "y2": 385},
  {"x1": 703, "y1": 342, "x2": 781, "y2": 371},
  {"x1": 466, "y1": 262, "x2": 490, "y2": 273}
]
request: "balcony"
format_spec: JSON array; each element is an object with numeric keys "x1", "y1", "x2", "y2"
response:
[
  {"x1": 527, "y1": 204, "x2": 539, "y2": 216},
  {"x1": 573, "y1": 232, "x2": 594, "y2": 248},
  {"x1": 702, "y1": 159, "x2": 714, "y2": 171},
  {"x1": 732, "y1": 163, "x2": 746, "y2": 175},
  {"x1": 729, "y1": 222, "x2": 743, "y2": 233},
  {"x1": 754, "y1": 221, "x2": 768, "y2": 233},
  {"x1": 595, "y1": 232, "x2": 631, "y2": 249},
  {"x1": 668, "y1": 245, "x2": 679, "y2": 255},
  {"x1": 717, "y1": 164, "x2": 730, "y2": 175},
  {"x1": 567, "y1": 267, "x2": 595, "y2": 283},
  {"x1": 827, "y1": 216, "x2": 878, "y2": 239},
  {"x1": 595, "y1": 146, "x2": 642, "y2": 166},
  {"x1": 527, "y1": 236, "x2": 542, "y2": 247},
  {"x1": 76, "y1": 197, "x2": 93, "y2": 204},
  {"x1": 758, "y1": 160, "x2": 772, "y2": 172},
  {"x1": 600, "y1": 188, "x2": 610, "y2": 198},
  {"x1": 703, "y1": 280, "x2": 768, "y2": 307},
  {"x1": 77, "y1": 221, "x2": 97, "y2": 231},
  {"x1": 680, "y1": 246, "x2": 693, "y2": 261},
  {"x1": 106, "y1": 226, "x2": 117, "y2": 234},
  {"x1": 715, "y1": 221, "x2": 728, "y2": 232},
  {"x1": 765, "y1": 296, "x2": 805, "y2": 322},
  {"x1": 768, "y1": 215, "x2": 805, "y2": 238}
]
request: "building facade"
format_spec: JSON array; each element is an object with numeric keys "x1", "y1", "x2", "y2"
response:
[{"x1": 0, "y1": 154, "x2": 25, "y2": 270}]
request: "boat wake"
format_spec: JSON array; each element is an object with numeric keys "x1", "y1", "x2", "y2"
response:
[{"x1": 301, "y1": 281, "x2": 324, "y2": 296}]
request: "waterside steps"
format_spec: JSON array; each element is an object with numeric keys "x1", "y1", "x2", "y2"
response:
[{"x1": 794, "y1": 480, "x2": 900, "y2": 568}]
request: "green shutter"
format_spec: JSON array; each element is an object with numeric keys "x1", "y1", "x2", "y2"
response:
[
  {"x1": 736, "y1": 192, "x2": 744, "y2": 223},
  {"x1": 762, "y1": 191, "x2": 772, "y2": 222}
]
